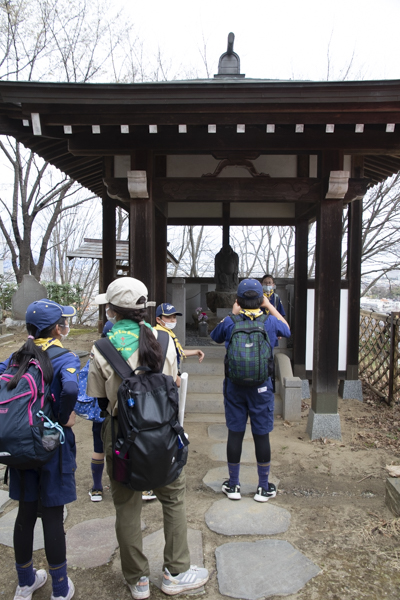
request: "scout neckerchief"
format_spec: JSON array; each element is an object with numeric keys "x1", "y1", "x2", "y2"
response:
[
  {"x1": 34, "y1": 337, "x2": 64, "y2": 351},
  {"x1": 107, "y1": 319, "x2": 152, "y2": 361},
  {"x1": 263, "y1": 290, "x2": 275, "y2": 316},
  {"x1": 154, "y1": 323, "x2": 186, "y2": 361},
  {"x1": 239, "y1": 308, "x2": 264, "y2": 321}
]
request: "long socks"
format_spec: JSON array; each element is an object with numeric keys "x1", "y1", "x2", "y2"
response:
[
  {"x1": 49, "y1": 561, "x2": 69, "y2": 598},
  {"x1": 15, "y1": 560, "x2": 35, "y2": 587},
  {"x1": 91, "y1": 458, "x2": 104, "y2": 490},
  {"x1": 253, "y1": 432, "x2": 272, "y2": 489},
  {"x1": 227, "y1": 462, "x2": 240, "y2": 486},
  {"x1": 257, "y1": 462, "x2": 271, "y2": 489}
]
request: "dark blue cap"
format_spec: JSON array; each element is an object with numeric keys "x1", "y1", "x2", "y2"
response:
[
  {"x1": 156, "y1": 303, "x2": 182, "y2": 317},
  {"x1": 237, "y1": 279, "x2": 263, "y2": 299},
  {"x1": 102, "y1": 320, "x2": 114, "y2": 336},
  {"x1": 26, "y1": 299, "x2": 76, "y2": 333}
]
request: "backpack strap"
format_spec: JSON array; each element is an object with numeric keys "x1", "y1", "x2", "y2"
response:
[
  {"x1": 273, "y1": 293, "x2": 280, "y2": 309},
  {"x1": 94, "y1": 338, "x2": 133, "y2": 380},
  {"x1": 46, "y1": 346, "x2": 71, "y2": 361}
]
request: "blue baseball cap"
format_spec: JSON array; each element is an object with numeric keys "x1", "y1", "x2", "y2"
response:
[
  {"x1": 156, "y1": 303, "x2": 182, "y2": 317},
  {"x1": 237, "y1": 279, "x2": 264, "y2": 299},
  {"x1": 26, "y1": 299, "x2": 76, "y2": 333}
]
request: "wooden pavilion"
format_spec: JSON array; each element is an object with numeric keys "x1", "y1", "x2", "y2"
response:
[{"x1": 1, "y1": 36, "x2": 400, "y2": 436}]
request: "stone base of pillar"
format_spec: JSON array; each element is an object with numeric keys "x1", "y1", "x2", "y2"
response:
[
  {"x1": 338, "y1": 380, "x2": 363, "y2": 401},
  {"x1": 301, "y1": 379, "x2": 310, "y2": 400},
  {"x1": 306, "y1": 409, "x2": 342, "y2": 441}
]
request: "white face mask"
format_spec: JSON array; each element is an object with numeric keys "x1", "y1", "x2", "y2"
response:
[
  {"x1": 263, "y1": 285, "x2": 274, "y2": 293},
  {"x1": 162, "y1": 320, "x2": 177, "y2": 330},
  {"x1": 60, "y1": 325, "x2": 70, "y2": 342},
  {"x1": 106, "y1": 309, "x2": 116, "y2": 325}
]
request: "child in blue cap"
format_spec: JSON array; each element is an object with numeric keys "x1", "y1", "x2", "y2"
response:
[
  {"x1": 0, "y1": 299, "x2": 79, "y2": 600},
  {"x1": 210, "y1": 279, "x2": 290, "y2": 503}
]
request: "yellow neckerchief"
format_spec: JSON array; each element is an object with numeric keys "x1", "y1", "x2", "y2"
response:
[
  {"x1": 263, "y1": 290, "x2": 274, "y2": 316},
  {"x1": 239, "y1": 308, "x2": 264, "y2": 321},
  {"x1": 154, "y1": 323, "x2": 186, "y2": 359},
  {"x1": 34, "y1": 337, "x2": 64, "y2": 351}
]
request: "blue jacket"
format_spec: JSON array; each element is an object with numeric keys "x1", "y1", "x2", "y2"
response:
[
  {"x1": 210, "y1": 312, "x2": 290, "y2": 349},
  {"x1": 0, "y1": 346, "x2": 80, "y2": 506}
]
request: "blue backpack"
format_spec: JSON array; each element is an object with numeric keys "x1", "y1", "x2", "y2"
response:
[
  {"x1": 74, "y1": 360, "x2": 104, "y2": 423},
  {"x1": 225, "y1": 314, "x2": 273, "y2": 387},
  {"x1": 0, "y1": 346, "x2": 68, "y2": 470}
]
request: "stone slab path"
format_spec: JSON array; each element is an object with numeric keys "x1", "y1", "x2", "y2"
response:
[
  {"x1": 205, "y1": 498, "x2": 291, "y2": 536},
  {"x1": 216, "y1": 539, "x2": 320, "y2": 599}
]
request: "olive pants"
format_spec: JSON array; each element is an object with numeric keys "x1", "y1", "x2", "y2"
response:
[{"x1": 102, "y1": 415, "x2": 190, "y2": 585}]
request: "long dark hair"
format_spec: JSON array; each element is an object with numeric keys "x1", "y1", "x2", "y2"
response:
[
  {"x1": 109, "y1": 300, "x2": 163, "y2": 372},
  {"x1": 6, "y1": 318, "x2": 64, "y2": 390}
]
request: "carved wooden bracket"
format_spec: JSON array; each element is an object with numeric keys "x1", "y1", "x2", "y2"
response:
[
  {"x1": 103, "y1": 178, "x2": 130, "y2": 202},
  {"x1": 128, "y1": 170, "x2": 149, "y2": 198},
  {"x1": 202, "y1": 158, "x2": 270, "y2": 178},
  {"x1": 325, "y1": 170, "x2": 350, "y2": 199}
]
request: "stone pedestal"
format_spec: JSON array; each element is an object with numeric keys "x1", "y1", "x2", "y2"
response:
[
  {"x1": 385, "y1": 477, "x2": 400, "y2": 517},
  {"x1": 339, "y1": 379, "x2": 363, "y2": 401},
  {"x1": 306, "y1": 409, "x2": 342, "y2": 440},
  {"x1": 206, "y1": 290, "x2": 236, "y2": 313}
]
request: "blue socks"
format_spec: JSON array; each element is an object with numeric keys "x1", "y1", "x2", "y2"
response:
[
  {"x1": 49, "y1": 561, "x2": 69, "y2": 598},
  {"x1": 16, "y1": 560, "x2": 35, "y2": 587},
  {"x1": 228, "y1": 462, "x2": 240, "y2": 486},
  {"x1": 257, "y1": 462, "x2": 271, "y2": 489},
  {"x1": 91, "y1": 458, "x2": 104, "y2": 490}
]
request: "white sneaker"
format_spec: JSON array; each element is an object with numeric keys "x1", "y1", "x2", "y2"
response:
[
  {"x1": 128, "y1": 576, "x2": 150, "y2": 599},
  {"x1": 14, "y1": 569, "x2": 47, "y2": 600},
  {"x1": 142, "y1": 490, "x2": 156, "y2": 501},
  {"x1": 161, "y1": 565, "x2": 209, "y2": 595},
  {"x1": 50, "y1": 577, "x2": 75, "y2": 600}
]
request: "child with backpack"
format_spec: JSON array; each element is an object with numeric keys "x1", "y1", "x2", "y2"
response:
[
  {"x1": 210, "y1": 279, "x2": 290, "y2": 503},
  {"x1": 86, "y1": 277, "x2": 209, "y2": 599},
  {"x1": 0, "y1": 299, "x2": 80, "y2": 600}
]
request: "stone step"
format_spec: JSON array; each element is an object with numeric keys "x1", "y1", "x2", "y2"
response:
[
  {"x1": 185, "y1": 393, "x2": 224, "y2": 413},
  {"x1": 182, "y1": 358, "x2": 224, "y2": 375},
  {"x1": 187, "y1": 374, "x2": 224, "y2": 394},
  {"x1": 184, "y1": 392, "x2": 283, "y2": 415}
]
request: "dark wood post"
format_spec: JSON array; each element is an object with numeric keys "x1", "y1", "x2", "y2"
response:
[
  {"x1": 312, "y1": 152, "x2": 344, "y2": 414},
  {"x1": 293, "y1": 219, "x2": 308, "y2": 378},
  {"x1": 102, "y1": 156, "x2": 116, "y2": 291},
  {"x1": 129, "y1": 151, "x2": 156, "y2": 316},
  {"x1": 155, "y1": 207, "x2": 167, "y2": 304},
  {"x1": 346, "y1": 198, "x2": 363, "y2": 379}
]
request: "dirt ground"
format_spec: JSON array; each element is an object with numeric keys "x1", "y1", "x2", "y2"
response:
[{"x1": 1, "y1": 327, "x2": 400, "y2": 600}]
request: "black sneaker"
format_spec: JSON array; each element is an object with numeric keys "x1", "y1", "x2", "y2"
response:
[
  {"x1": 254, "y1": 483, "x2": 277, "y2": 502},
  {"x1": 222, "y1": 480, "x2": 241, "y2": 500}
]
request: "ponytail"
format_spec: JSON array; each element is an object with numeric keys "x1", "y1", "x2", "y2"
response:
[{"x1": 6, "y1": 324, "x2": 54, "y2": 390}]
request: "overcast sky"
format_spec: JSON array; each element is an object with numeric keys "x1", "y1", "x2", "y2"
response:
[{"x1": 114, "y1": 0, "x2": 400, "y2": 81}]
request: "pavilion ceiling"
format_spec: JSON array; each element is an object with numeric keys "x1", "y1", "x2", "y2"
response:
[{"x1": 1, "y1": 79, "x2": 400, "y2": 199}]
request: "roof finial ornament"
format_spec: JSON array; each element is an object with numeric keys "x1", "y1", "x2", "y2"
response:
[{"x1": 214, "y1": 32, "x2": 245, "y2": 78}]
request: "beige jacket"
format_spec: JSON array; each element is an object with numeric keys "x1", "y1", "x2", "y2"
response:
[{"x1": 87, "y1": 329, "x2": 178, "y2": 416}]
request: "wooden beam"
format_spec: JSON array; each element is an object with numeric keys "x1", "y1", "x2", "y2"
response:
[
  {"x1": 293, "y1": 220, "x2": 309, "y2": 379},
  {"x1": 167, "y1": 217, "x2": 297, "y2": 226},
  {"x1": 346, "y1": 199, "x2": 363, "y2": 380}
]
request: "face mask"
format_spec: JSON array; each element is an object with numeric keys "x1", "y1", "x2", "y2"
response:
[
  {"x1": 60, "y1": 325, "x2": 70, "y2": 342},
  {"x1": 162, "y1": 320, "x2": 177, "y2": 330},
  {"x1": 263, "y1": 285, "x2": 274, "y2": 293},
  {"x1": 106, "y1": 309, "x2": 116, "y2": 325}
]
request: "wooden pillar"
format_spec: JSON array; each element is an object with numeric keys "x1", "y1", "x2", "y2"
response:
[
  {"x1": 346, "y1": 199, "x2": 363, "y2": 379},
  {"x1": 312, "y1": 152, "x2": 344, "y2": 414},
  {"x1": 102, "y1": 156, "x2": 116, "y2": 291},
  {"x1": 129, "y1": 151, "x2": 156, "y2": 313},
  {"x1": 293, "y1": 219, "x2": 308, "y2": 378},
  {"x1": 155, "y1": 207, "x2": 167, "y2": 304},
  {"x1": 223, "y1": 203, "x2": 230, "y2": 247}
]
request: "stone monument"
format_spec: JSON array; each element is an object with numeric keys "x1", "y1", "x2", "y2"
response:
[
  {"x1": 206, "y1": 245, "x2": 239, "y2": 313},
  {"x1": 11, "y1": 275, "x2": 47, "y2": 321}
]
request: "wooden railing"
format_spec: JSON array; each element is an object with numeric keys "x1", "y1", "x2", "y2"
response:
[{"x1": 359, "y1": 310, "x2": 400, "y2": 405}]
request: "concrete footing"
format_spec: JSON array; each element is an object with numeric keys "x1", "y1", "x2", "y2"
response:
[
  {"x1": 306, "y1": 409, "x2": 342, "y2": 441},
  {"x1": 339, "y1": 379, "x2": 363, "y2": 401}
]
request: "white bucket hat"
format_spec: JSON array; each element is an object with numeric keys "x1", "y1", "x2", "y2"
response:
[{"x1": 95, "y1": 277, "x2": 156, "y2": 309}]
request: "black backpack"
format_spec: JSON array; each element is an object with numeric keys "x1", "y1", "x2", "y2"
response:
[
  {"x1": 225, "y1": 313, "x2": 273, "y2": 387},
  {"x1": 0, "y1": 346, "x2": 70, "y2": 470},
  {"x1": 94, "y1": 331, "x2": 189, "y2": 491}
]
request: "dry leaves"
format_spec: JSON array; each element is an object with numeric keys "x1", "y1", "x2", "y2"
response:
[{"x1": 386, "y1": 464, "x2": 400, "y2": 477}]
